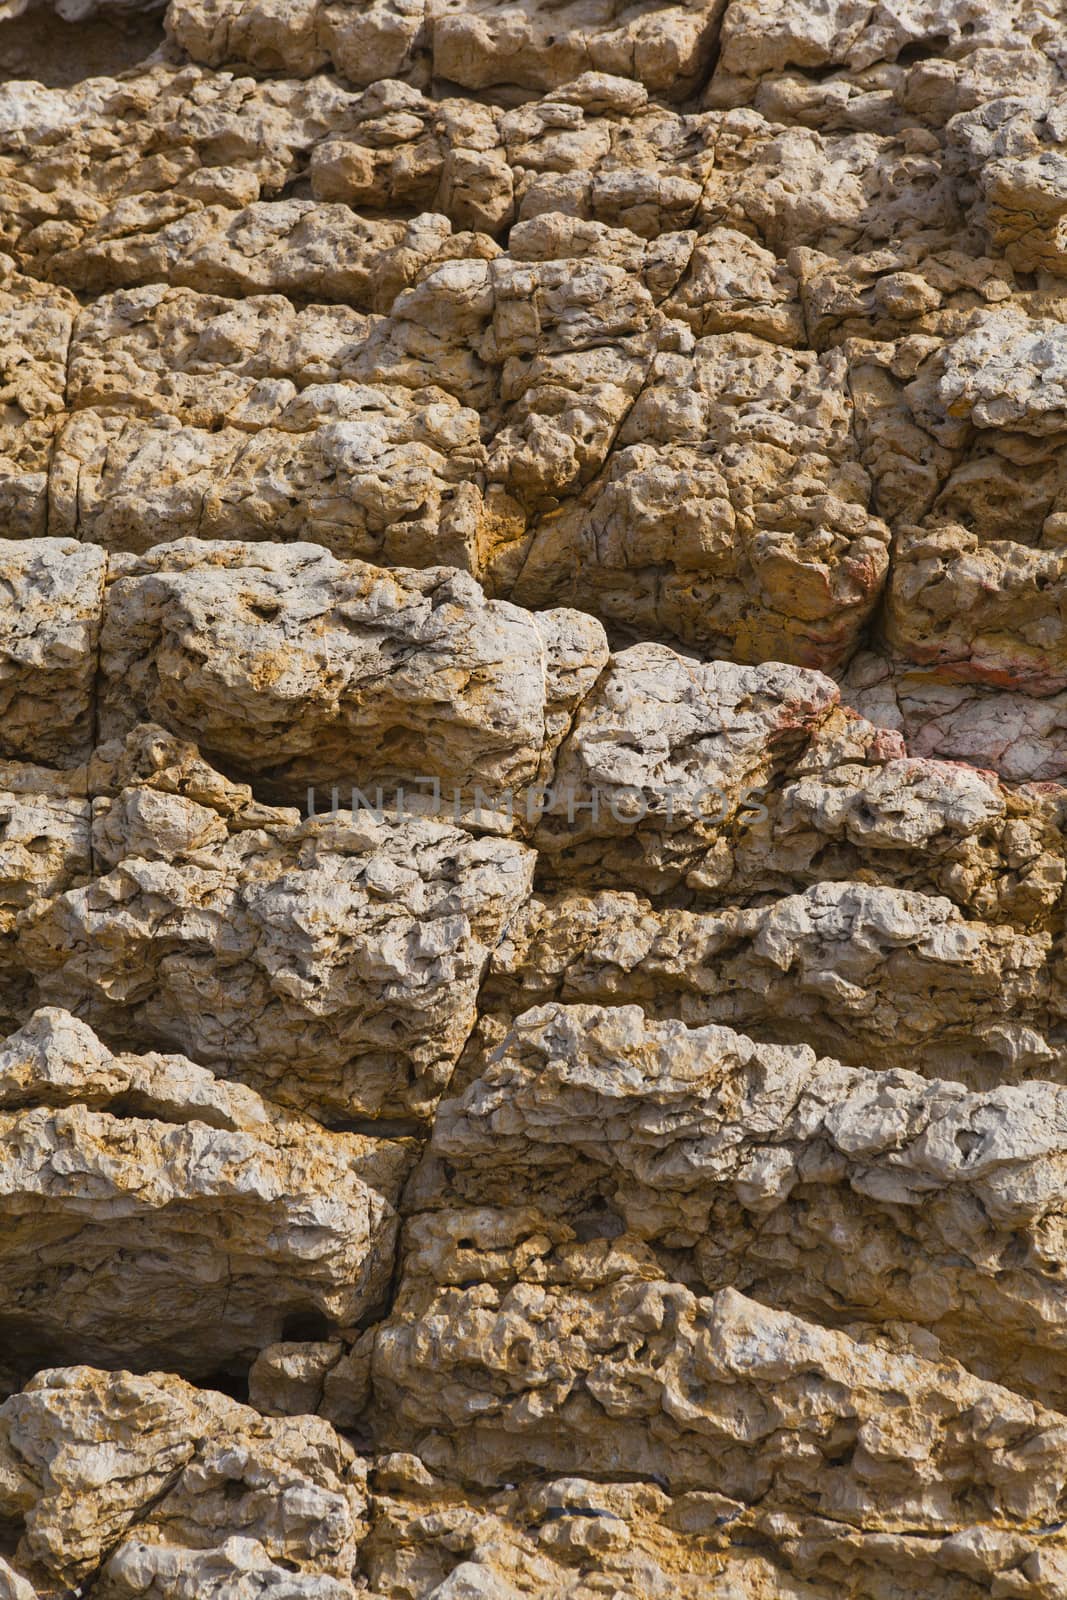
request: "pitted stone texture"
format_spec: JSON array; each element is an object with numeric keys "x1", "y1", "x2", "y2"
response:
[
  {"x1": 165, "y1": 0, "x2": 728, "y2": 101},
  {"x1": 85, "y1": 721, "x2": 297, "y2": 867},
  {"x1": 66, "y1": 286, "x2": 380, "y2": 427},
  {"x1": 361, "y1": 1469, "x2": 1067, "y2": 1598},
  {"x1": 0, "y1": 67, "x2": 499, "y2": 303},
  {"x1": 661, "y1": 226, "x2": 805, "y2": 344},
  {"x1": 435, "y1": 1001, "x2": 1067, "y2": 1402},
  {"x1": 50, "y1": 389, "x2": 493, "y2": 566},
  {"x1": 0, "y1": 264, "x2": 74, "y2": 539},
  {"x1": 887, "y1": 522, "x2": 1067, "y2": 696},
  {"x1": 0, "y1": 540, "x2": 106, "y2": 767},
  {"x1": 843, "y1": 648, "x2": 1067, "y2": 784},
  {"x1": 307, "y1": 78, "x2": 716, "y2": 242},
  {"x1": 8, "y1": 0, "x2": 1067, "y2": 1580},
  {"x1": 0, "y1": 1007, "x2": 408, "y2": 1378},
  {"x1": 0, "y1": 1365, "x2": 368, "y2": 1599},
  {"x1": 0, "y1": 790, "x2": 90, "y2": 941},
  {"x1": 363, "y1": 1472, "x2": 821, "y2": 1599},
  {"x1": 97, "y1": 540, "x2": 608, "y2": 813},
  {"x1": 479, "y1": 882, "x2": 1059, "y2": 1088},
  {"x1": 19, "y1": 813, "x2": 535, "y2": 1123},
  {"x1": 511, "y1": 332, "x2": 890, "y2": 672},
  {"x1": 708, "y1": 0, "x2": 1067, "y2": 129},
  {"x1": 938, "y1": 306, "x2": 1067, "y2": 434},
  {"x1": 705, "y1": 114, "x2": 962, "y2": 259},
  {"x1": 532, "y1": 643, "x2": 1066, "y2": 926},
  {"x1": 0, "y1": 66, "x2": 716, "y2": 287},
  {"x1": 369, "y1": 1223, "x2": 1067, "y2": 1590},
  {"x1": 951, "y1": 93, "x2": 1067, "y2": 279}
]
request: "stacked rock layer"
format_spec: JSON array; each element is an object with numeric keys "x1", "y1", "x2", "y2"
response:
[{"x1": 2, "y1": 0, "x2": 1067, "y2": 1595}]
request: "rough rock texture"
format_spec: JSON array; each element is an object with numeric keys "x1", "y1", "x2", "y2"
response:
[
  {"x1": 0, "y1": 541, "x2": 105, "y2": 765},
  {"x1": 0, "y1": 1006, "x2": 409, "y2": 1381},
  {"x1": 21, "y1": 808, "x2": 536, "y2": 1123},
  {"x1": 5, "y1": 0, "x2": 1067, "y2": 1596},
  {"x1": 430, "y1": 1002, "x2": 1067, "y2": 1405},
  {"x1": 476, "y1": 882, "x2": 1063, "y2": 1087},
  {"x1": 0, "y1": 1365, "x2": 369, "y2": 1598}
]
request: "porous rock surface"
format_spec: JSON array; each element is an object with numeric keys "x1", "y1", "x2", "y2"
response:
[{"x1": 3, "y1": 0, "x2": 1067, "y2": 1596}]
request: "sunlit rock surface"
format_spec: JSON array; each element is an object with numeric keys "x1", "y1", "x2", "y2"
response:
[{"x1": 2, "y1": 0, "x2": 1067, "y2": 1592}]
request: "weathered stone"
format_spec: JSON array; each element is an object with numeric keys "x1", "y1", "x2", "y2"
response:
[
  {"x1": 887, "y1": 522, "x2": 1067, "y2": 695},
  {"x1": 0, "y1": 790, "x2": 90, "y2": 940},
  {"x1": 435, "y1": 1001, "x2": 1067, "y2": 1402},
  {"x1": 533, "y1": 643, "x2": 1066, "y2": 927},
  {"x1": 843, "y1": 647, "x2": 1067, "y2": 784},
  {"x1": 479, "y1": 882, "x2": 1059, "y2": 1086},
  {"x1": 0, "y1": 540, "x2": 106, "y2": 766},
  {"x1": 66, "y1": 285, "x2": 380, "y2": 427},
  {"x1": 369, "y1": 1221, "x2": 1067, "y2": 1588},
  {"x1": 165, "y1": 0, "x2": 728, "y2": 102},
  {"x1": 0, "y1": 1007, "x2": 408, "y2": 1378},
  {"x1": 50, "y1": 390, "x2": 492, "y2": 565},
  {"x1": 0, "y1": 1365, "x2": 368, "y2": 1598},
  {"x1": 96, "y1": 539, "x2": 609, "y2": 813},
  {"x1": 951, "y1": 93, "x2": 1067, "y2": 278},
  {"x1": 0, "y1": 263, "x2": 74, "y2": 538},
  {"x1": 5, "y1": 0, "x2": 1067, "y2": 1582},
  {"x1": 18, "y1": 807, "x2": 535, "y2": 1122},
  {"x1": 511, "y1": 332, "x2": 891, "y2": 671},
  {"x1": 708, "y1": 0, "x2": 1066, "y2": 130}
]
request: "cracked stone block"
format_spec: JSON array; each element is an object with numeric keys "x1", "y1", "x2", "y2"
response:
[
  {"x1": 0, "y1": 1364, "x2": 368, "y2": 1598},
  {"x1": 18, "y1": 805, "x2": 536, "y2": 1123},
  {"x1": 435, "y1": 1000, "x2": 1067, "y2": 1403},
  {"x1": 479, "y1": 880, "x2": 1060, "y2": 1087},
  {"x1": 0, "y1": 1007, "x2": 409, "y2": 1379},
  {"x1": 0, "y1": 540, "x2": 107, "y2": 767},
  {"x1": 96, "y1": 539, "x2": 609, "y2": 813}
]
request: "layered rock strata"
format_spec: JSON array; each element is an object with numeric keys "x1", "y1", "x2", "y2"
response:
[{"x1": 3, "y1": 0, "x2": 1067, "y2": 1595}]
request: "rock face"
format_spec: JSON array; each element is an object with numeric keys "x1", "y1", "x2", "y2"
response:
[
  {"x1": 4, "y1": 1, "x2": 1067, "y2": 1597},
  {"x1": 0, "y1": 1365, "x2": 369, "y2": 1598},
  {"x1": 0, "y1": 1006, "x2": 409, "y2": 1382}
]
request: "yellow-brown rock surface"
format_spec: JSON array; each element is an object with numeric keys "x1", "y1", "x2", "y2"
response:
[{"x1": 3, "y1": 0, "x2": 1067, "y2": 1595}]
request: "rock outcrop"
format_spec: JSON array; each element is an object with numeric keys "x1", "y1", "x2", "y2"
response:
[
  {"x1": 4, "y1": 0, "x2": 1067, "y2": 1594},
  {"x1": 0, "y1": 1006, "x2": 408, "y2": 1382}
]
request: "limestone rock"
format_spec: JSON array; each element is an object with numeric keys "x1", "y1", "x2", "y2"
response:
[
  {"x1": 533, "y1": 643, "x2": 1066, "y2": 926},
  {"x1": 951, "y1": 92, "x2": 1067, "y2": 278},
  {"x1": 479, "y1": 882, "x2": 1059, "y2": 1087},
  {"x1": 434, "y1": 1000, "x2": 1067, "y2": 1401},
  {"x1": 50, "y1": 389, "x2": 493, "y2": 566},
  {"x1": 0, "y1": 264, "x2": 74, "y2": 538},
  {"x1": 709, "y1": 0, "x2": 1066, "y2": 129},
  {"x1": 0, "y1": 540, "x2": 106, "y2": 766},
  {"x1": 363, "y1": 1471, "x2": 796, "y2": 1598},
  {"x1": 370, "y1": 1226, "x2": 1067, "y2": 1590},
  {"x1": 511, "y1": 332, "x2": 891, "y2": 671},
  {"x1": 0, "y1": 1365, "x2": 368, "y2": 1598},
  {"x1": 248, "y1": 1341, "x2": 346, "y2": 1420},
  {"x1": 0, "y1": 1007, "x2": 408, "y2": 1379},
  {"x1": 0, "y1": 790, "x2": 90, "y2": 940},
  {"x1": 165, "y1": 0, "x2": 728, "y2": 101},
  {"x1": 938, "y1": 306, "x2": 1067, "y2": 434},
  {"x1": 96, "y1": 539, "x2": 608, "y2": 812},
  {"x1": 5, "y1": 0, "x2": 1067, "y2": 1586},
  {"x1": 18, "y1": 807, "x2": 535, "y2": 1122},
  {"x1": 887, "y1": 522, "x2": 1067, "y2": 695},
  {"x1": 66, "y1": 285, "x2": 380, "y2": 426},
  {"x1": 0, "y1": 66, "x2": 498, "y2": 302},
  {"x1": 843, "y1": 647, "x2": 1067, "y2": 784}
]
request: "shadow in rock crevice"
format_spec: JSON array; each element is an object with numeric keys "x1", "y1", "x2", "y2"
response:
[{"x1": 0, "y1": 0, "x2": 166, "y2": 88}]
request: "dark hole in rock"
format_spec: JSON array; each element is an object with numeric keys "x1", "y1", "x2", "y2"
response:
[{"x1": 0, "y1": 0, "x2": 166, "y2": 88}]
